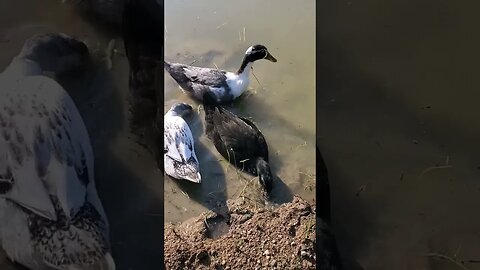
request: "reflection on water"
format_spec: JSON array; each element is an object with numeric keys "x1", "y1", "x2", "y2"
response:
[
  {"x1": 318, "y1": 0, "x2": 480, "y2": 269},
  {"x1": 164, "y1": 0, "x2": 316, "y2": 223}
]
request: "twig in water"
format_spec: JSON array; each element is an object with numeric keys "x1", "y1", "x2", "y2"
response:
[
  {"x1": 420, "y1": 165, "x2": 453, "y2": 178},
  {"x1": 216, "y1": 22, "x2": 228, "y2": 29},
  {"x1": 238, "y1": 31, "x2": 242, "y2": 41},
  {"x1": 213, "y1": 63, "x2": 219, "y2": 69},
  {"x1": 243, "y1": 27, "x2": 246, "y2": 41},
  {"x1": 181, "y1": 190, "x2": 190, "y2": 198},
  {"x1": 251, "y1": 68, "x2": 264, "y2": 90},
  {"x1": 237, "y1": 177, "x2": 257, "y2": 199},
  {"x1": 190, "y1": 59, "x2": 197, "y2": 65},
  {"x1": 425, "y1": 253, "x2": 471, "y2": 270}
]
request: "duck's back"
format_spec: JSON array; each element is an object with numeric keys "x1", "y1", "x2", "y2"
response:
[
  {"x1": 0, "y1": 75, "x2": 110, "y2": 268},
  {"x1": 206, "y1": 106, "x2": 268, "y2": 171}
]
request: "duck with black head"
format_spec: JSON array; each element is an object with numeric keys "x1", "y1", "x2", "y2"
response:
[
  {"x1": 164, "y1": 44, "x2": 277, "y2": 103},
  {"x1": 202, "y1": 91, "x2": 273, "y2": 195}
]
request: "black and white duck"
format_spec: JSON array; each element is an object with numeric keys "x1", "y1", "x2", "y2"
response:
[
  {"x1": 164, "y1": 44, "x2": 277, "y2": 103},
  {"x1": 203, "y1": 92, "x2": 272, "y2": 193},
  {"x1": 0, "y1": 33, "x2": 115, "y2": 269},
  {"x1": 164, "y1": 103, "x2": 201, "y2": 183}
]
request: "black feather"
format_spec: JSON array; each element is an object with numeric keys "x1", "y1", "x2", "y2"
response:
[{"x1": 203, "y1": 92, "x2": 271, "y2": 190}]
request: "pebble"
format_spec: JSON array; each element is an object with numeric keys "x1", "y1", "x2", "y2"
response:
[{"x1": 264, "y1": 250, "x2": 270, "y2": 256}]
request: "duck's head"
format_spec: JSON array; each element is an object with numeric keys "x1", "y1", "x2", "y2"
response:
[
  {"x1": 17, "y1": 33, "x2": 89, "y2": 76},
  {"x1": 256, "y1": 158, "x2": 273, "y2": 194},
  {"x1": 244, "y1": 44, "x2": 277, "y2": 63},
  {"x1": 168, "y1": 102, "x2": 193, "y2": 117}
]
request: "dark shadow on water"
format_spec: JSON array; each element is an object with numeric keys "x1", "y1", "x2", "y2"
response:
[
  {"x1": 59, "y1": 61, "x2": 163, "y2": 269},
  {"x1": 269, "y1": 174, "x2": 294, "y2": 205}
]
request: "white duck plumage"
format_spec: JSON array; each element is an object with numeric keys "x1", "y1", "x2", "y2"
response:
[
  {"x1": 164, "y1": 44, "x2": 277, "y2": 104},
  {"x1": 0, "y1": 33, "x2": 115, "y2": 270},
  {"x1": 164, "y1": 103, "x2": 201, "y2": 183}
]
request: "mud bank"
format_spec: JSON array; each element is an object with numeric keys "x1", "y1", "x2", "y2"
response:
[{"x1": 164, "y1": 196, "x2": 317, "y2": 270}]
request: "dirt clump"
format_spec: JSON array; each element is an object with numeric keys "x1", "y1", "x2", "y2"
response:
[{"x1": 164, "y1": 196, "x2": 316, "y2": 270}]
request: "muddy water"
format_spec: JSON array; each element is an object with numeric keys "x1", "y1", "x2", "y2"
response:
[
  {"x1": 164, "y1": 0, "x2": 316, "y2": 224},
  {"x1": 0, "y1": 0, "x2": 163, "y2": 269},
  {"x1": 318, "y1": 1, "x2": 480, "y2": 269}
]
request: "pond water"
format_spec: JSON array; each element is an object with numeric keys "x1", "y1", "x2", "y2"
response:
[
  {"x1": 164, "y1": 0, "x2": 316, "y2": 223},
  {"x1": 318, "y1": 0, "x2": 480, "y2": 269}
]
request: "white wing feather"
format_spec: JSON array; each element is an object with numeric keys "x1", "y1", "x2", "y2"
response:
[
  {"x1": 0, "y1": 75, "x2": 104, "y2": 221},
  {"x1": 164, "y1": 115, "x2": 194, "y2": 163}
]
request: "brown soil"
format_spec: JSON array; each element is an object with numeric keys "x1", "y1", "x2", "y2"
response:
[{"x1": 164, "y1": 196, "x2": 316, "y2": 270}]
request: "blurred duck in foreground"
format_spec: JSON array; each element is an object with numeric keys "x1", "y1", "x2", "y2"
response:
[{"x1": 0, "y1": 33, "x2": 115, "y2": 269}]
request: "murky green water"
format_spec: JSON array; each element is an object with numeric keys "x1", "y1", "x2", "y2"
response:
[
  {"x1": 318, "y1": 0, "x2": 480, "y2": 269},
  {"x1": 164, "y1": 0, "x2": 316, "y2": 223}
]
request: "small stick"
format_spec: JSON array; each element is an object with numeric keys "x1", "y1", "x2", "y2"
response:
[
  {"x1": 213, "y1": 63, "x2": 219, "y2": 69},
  {"x1": 238, "y1": 31, "x2": 242, "y2": 41},
  {"x1": 420, "y1": 165, "x2": 453, "y2": 178},
  {"x1": 181, "y1": 190, "x2": 190, "y2": 198},
  {"x1": 251, "y1": 69, "x2": 264, "y2": 90},
  {"x1": 243, "y1": 27, "x2": 246, "y2": 41},
  {"x1": 216, "y1": 22, "x2": 228, "y2": 29}
]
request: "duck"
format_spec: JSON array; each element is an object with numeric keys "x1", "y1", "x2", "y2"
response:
[
  {"x1": 0, "y1": 33, "x2": 115, "y2": 270},
  {"x1": 164, "y1": 103, "x2": 201, "y2": 183},
  {"x1": 122, "y1": 0, "x2": 163, "y2": 165},
  {"x1": 203, "y1": 91, "x2": 272, "y2": 193},
  {"x1": 164, "y1": 44, "x2": 277, "y2": 103}
]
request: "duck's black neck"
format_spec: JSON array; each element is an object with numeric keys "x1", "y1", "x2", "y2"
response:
[{"x1": 236, "y1": 56, "x2": 252, "y2": 74}]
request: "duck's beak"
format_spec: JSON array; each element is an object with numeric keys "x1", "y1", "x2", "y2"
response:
[{"x1": 264, "y1": 52, "x2": 277, "y2": 63}]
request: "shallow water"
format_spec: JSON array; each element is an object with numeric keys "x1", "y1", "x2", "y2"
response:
[
  {"x1": 318, "y1": 0, "x2": 480, "y2": 269},
  {"x1": 164, "y1": 0, "x2": 316, "y2": 223}
]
